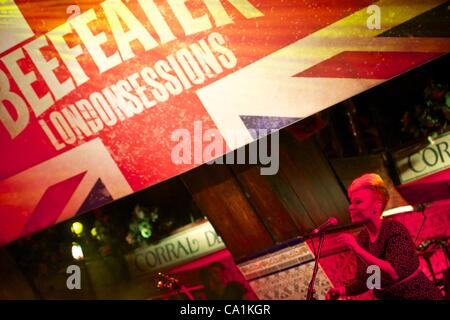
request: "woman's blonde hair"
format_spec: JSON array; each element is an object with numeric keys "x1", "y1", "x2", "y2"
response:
[{"x1": 348, "y1": 173, "x2": 389, "y2": 209}]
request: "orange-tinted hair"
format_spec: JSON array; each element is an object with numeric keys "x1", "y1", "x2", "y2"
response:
[{"x1": 348, "y1": 173, "x2": 389, "y2": 209}]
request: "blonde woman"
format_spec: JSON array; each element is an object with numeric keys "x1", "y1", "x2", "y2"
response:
[{"x1": 326, "y1": 173, "x2": 443, "y2": 300}]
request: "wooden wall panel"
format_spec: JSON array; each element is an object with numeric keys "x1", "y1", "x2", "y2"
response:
[
  {"x1": 274, "y1": 132, "x2": 351, "y2": 230},
  {"x1": 181, "y1": 131, "x2": 351, "y2": 259},
  {"x1": 181, "y1": 165, "x2": 274, "y2": 259},
  {"x1": 264, "y1": 152, "x2": 318, "y2": 232},
  {"x1": 231, "y1": 164, "x2": 301, "y2": 243}
]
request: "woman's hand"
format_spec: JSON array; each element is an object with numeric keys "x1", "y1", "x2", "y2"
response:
[
  {"x1": 326, "y1": 287, "x2": 345, "y2": 300},
  {"x1": 336, "y1": 233, "x2": 399, "y2": 282},
  {"x1": 335, "y1": 233, "x2": 360, "y2": 252}
]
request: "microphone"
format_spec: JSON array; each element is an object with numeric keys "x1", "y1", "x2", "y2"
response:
[
  {"x1": 312, "y1": 217, "x2": 338, "y2": 234},
  {"x1": 413, "y1": 202, "x2": 431, "y2": 212}
]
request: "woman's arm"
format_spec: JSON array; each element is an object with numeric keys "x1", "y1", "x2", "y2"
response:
[
  {"x1": 352, "y1": 244, "x2": 399, "y2": 281},
  {"x1": 336, "y1": 234, "x2": 399, "y2": 282}
]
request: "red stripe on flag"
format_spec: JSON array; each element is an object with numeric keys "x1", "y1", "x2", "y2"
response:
[
  {"x1": 20, "y1": 171, "x2": 86, "y2": 238},
  {"x1": 295, "y1": 51, "x2": 441, "y2": 79}
]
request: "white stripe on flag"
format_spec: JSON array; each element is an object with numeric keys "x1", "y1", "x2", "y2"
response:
[{"x1": 0, "y1": 0, "x2": 34, "y2": 54}]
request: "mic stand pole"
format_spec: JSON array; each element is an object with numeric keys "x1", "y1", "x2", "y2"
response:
[
  {"x1": 306, "y1": 232, "x2": 326, "y2": 300},
  {"x1": 414, "y1": 205, "x2": 427, "y2": 244}
]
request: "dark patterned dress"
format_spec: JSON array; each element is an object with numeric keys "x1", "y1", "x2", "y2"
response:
[{"x1": 345, "y1": 219, "x2": 444, "y2": 300}]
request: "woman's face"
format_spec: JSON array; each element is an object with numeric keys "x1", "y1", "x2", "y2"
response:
[{"x1": 349, "y1": 188, "x2": 380, "y2": 223}]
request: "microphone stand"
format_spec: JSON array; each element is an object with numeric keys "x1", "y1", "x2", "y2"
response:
[
  {"x1": 414, "y1": 204, "x2": 427, "y2": 244},
  {"x1": 306, "y1": 232, "x2": 326, "y2": 300}
]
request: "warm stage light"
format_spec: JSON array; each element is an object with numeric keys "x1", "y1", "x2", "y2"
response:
[
  {"x1": 71, "y1": 222, "x2": 84, "y2": 235},
  {"x1": 71, "y1": 242, "x2": 84, "y2": 260},
  {"x1": 382, "y1": 205, "x2": 414, "y2": 217}
]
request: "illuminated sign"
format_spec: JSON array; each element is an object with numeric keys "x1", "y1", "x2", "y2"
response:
[
  {"x1": 127, "y1": 220, "x2": 225, "y2": 275},
  {"x1": 394, "y1": 132, "x2": 450, "y2": 183}
]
